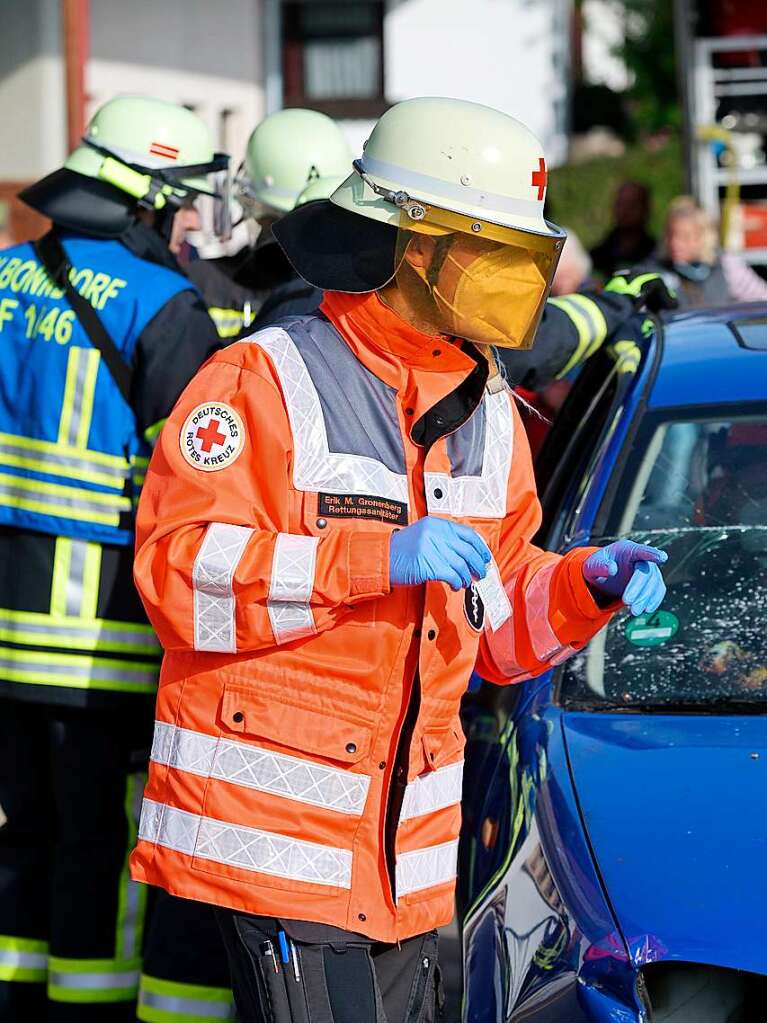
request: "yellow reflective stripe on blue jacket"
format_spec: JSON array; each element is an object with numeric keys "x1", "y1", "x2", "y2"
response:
[
  {"x1": 58, "y1": 347, "x2": 101, "y2": 450},
  {"x1": 138, "y1": 975, "x2": 235, "y2": 1022},
  {"x1": 0, "y1": 935, "x2": 48, "y2": 983},
  {"x1": 48, "y1": 956, "x2": 140, "y2": 1004},
  {"x1": 0, "y1": 472, "x2": 130, "y2": 527},
  {"x1": 0, "y1": 645, "x2": 158, "y2": 693},
  {"x1": 0, "y1": 432, "x2": 129, "y2": 490},
  {"x1": 0, "y1": 236, "x2": 191, "y2": 546}
]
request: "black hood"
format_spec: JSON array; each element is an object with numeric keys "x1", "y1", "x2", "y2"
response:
[
  {"x1": 272, "y1": 199, "x2": 398, "y2": 293},
  {"x1": 119, "y1": 221, "x2": 183, "y2": 274},
  {"x1": 19, "y1": 168, "x2": 137, "y2": 239}
]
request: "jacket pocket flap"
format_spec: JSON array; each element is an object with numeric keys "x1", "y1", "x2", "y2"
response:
[
  {"x1": 220, "y1": 685, "x2": 371, "y2": 765},
  {"x1": 421, "y1": 722, "x2": 465, "y2": 771}
]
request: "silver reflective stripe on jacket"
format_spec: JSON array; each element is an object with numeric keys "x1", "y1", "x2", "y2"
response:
[
  {"x1": 267, "y1": 532, "x2": 319, "y2": 644},
  {"x1": 425, "y1": 387, "x2": 513, "y2": 518},
  {"x1": 399, "y1": 762, "x2": 464, "y2": 822},
  {"x1": 138, "y1": 799, "x2": 353, "y2": 888},
  {"x1": 193, "y1": 523, "x2": 253, "y2": 653},
  {"x1": 396, "y1": 840, "x2": 459, "y2": 896},
  {"x1": 150, "y1": 721, "x2": 370, "y2": 815},
  {"x1": 247, "y1": 326, "x2": 409, "y2": 504}
]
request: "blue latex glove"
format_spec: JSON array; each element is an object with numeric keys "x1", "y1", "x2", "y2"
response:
[
  {"x1": 582, "y1": 540, "x2": 668, "y2": 616},
  {"x1": 390, "y1": 516, "x2": 491, "y2": 590}
]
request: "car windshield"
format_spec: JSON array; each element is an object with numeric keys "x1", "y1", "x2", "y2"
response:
[{"x1": 561, "y1": 411, "x2": 767, "y2": 711}]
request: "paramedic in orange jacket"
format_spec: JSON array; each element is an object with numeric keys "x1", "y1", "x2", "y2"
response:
[{"x1": 131, "y1": 98, "x2": 667, "y2": 1023}]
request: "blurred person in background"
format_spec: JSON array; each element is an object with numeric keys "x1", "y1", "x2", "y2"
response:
[
  {"x1": 590, "y1": 180, "x2": 656, "y2": 280},
  {"x1": 645, "y1": 195, "x2": 767, "y2": 308},
  {"x1": 513, "y1": 227, "x2": 594, "y2": 454},
  {"x1": 551, "y1": 227, "x2": 594, "y2": 296},
  {"x1": 0, "y1": 96, "x2": 233, "y2": 1023},
  {"x1": 187, "y1": 108, "x2": 352, "y2": 337}
]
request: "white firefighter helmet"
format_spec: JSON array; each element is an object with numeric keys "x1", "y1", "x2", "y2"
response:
[
  {"x1": 237, "y1": 108, "x2": 351, "y2": 216},
  {"x1": 273, "y1": 97, "x2": 565, "y2": 349},
  {"x1": 20, "y1": 95, "x2": 230, "y2": 239}
]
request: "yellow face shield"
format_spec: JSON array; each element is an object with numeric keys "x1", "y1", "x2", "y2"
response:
[{"x1": 391, "y1": 204, "x2": 565, "y2": 350}]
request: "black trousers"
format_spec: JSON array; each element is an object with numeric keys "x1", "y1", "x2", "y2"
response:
[
  {"x1": 0, "y1": 699, "x2": 152, "y2": 1021},
  {"x1": 139, "y1": 890, "x2": 235, "y2": 1021},
  {"x1": 0, "y1": 700, "x2": 235, "y2": 1022},
  {"x1": 216, "y1": 912, "x2": 442, "y2": 1023}
]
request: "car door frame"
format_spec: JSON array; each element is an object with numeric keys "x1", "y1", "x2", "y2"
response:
[{"x1": 536, "y1": 314, "x2": 665, "y2": 552}]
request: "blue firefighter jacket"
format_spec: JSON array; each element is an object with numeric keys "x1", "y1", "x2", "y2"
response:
[{"x1": 0, "y1": 232, "x2": 189, "y2": 546}]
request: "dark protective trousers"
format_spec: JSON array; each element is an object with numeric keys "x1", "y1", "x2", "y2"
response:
[
  {"x1": 0, "y1": 701, "x2": 234, "y2": 1022},
  {"x1": 0, "y1": 700, "x2": 151, "y2": 1021},
  {"x1": 139, "y1": 890, "x2": 236, "y2": 1021},
  {"x1": 216, "y1": 912, "x2": 443, "y2": 1023}
]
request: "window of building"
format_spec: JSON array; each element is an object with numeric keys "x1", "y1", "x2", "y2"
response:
[{"x1": 281, "y1": 1, "x2": 386, "y2": 117}]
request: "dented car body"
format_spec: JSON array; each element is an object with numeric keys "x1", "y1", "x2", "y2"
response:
[{"x1": 460, "y1": 306, "x2": 767, "y2": 1022}]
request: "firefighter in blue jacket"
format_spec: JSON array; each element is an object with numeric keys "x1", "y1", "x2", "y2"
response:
[{"x1": 0, "y1": 96, "x2": 232, "y2": 1022}]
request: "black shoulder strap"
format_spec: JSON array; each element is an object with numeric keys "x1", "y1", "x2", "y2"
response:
[{"x1": 33, "y1": 230, "x2": 133, "y2": 404}]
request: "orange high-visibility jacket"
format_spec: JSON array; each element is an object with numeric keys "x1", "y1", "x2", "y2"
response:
[{"x1": 130, "y1": 290, "x2": 616, "y2": 943}]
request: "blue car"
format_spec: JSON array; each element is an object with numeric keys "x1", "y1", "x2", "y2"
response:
[{"x1": 459, "y1": 306, "x2": 767, "y2": 1022}]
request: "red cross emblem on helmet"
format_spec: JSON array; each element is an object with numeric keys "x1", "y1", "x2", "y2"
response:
[{"x1": 531, "y1": 157, "x2": 547, "y2": 201}]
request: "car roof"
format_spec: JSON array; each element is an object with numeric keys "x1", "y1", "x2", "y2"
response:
[{"x1": 649, "y1": 302, "x2": 767, "y2": 409}]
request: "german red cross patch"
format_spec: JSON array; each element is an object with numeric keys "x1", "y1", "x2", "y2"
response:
[{"x1": 180, "y1": 403, "x2": 244, "y2": 472}]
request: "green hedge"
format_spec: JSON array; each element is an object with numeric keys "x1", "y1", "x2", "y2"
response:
[{"x1": 548, "y1": 136, "x2": 684, "y2": 250}]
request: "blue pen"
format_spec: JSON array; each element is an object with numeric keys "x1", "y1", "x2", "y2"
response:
[{"x1": 277, "y1": 930, "x2": 290, "y2": 965}]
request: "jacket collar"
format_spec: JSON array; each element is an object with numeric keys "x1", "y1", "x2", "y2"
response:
[
  {"x1": 320, "y1": 290, "x2": 488, "y2": 444},
  {"x1": 320, "y1": 290, "x2": 477, "y2": 383}
]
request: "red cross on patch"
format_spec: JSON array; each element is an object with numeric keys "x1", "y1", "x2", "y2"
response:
[
  {"x1": 531, "y1": 157, "x2": 547, "y2": 201},
  {"x1": 196, "y1": 419, "x2": 226, "y2": 453}
]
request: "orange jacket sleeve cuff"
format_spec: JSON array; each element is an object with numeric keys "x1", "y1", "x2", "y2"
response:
[
  {"x1": 348, "y1": 532, "x2": 391, "y2": 599},
  {"x1": 556, "y1": 547, "x2": 622, "y2": 632}
]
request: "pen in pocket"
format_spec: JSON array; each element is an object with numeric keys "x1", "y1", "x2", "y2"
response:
[
  {"x1": 289, "y1": 939, "x2": 301, "y2": 983},
  {"x1": 260, "y1": 939, "x2": 279, "y2": 974}
]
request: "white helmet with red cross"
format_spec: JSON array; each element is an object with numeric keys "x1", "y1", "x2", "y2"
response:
[
  {"x1": 273, "y1": 96, "x2": 565, "y2": 349},
  {"x1": 330, "y1": 96, "x2": 557, "y2": 238}
]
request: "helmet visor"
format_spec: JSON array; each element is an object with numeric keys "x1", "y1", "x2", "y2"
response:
[
  {"x1": 211, "y1": 166, "x2": 233, "y2": 241},
  {"x1": 157, "y1": 152, "x2": 230, "y2": 198},
  {"x1": 391, "y1": 203, "x2": 565, "y2": 349}
]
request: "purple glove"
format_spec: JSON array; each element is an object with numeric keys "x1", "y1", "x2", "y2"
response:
[{"x1": 583, "y1": 540, "x2": 668, "y2": 616}]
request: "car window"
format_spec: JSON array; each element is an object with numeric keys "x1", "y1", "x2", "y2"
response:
[
  {"x1": 560, "y1": 528, "x2": 767, "y2": 710},
  {"x1": 561, "y1": 411, "x2": 767, "y2": 711},
  {"x1": 612, "y1": 415, "x2": 767, "y2": 534}
]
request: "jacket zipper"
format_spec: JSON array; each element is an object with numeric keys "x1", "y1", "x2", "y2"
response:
[{"x1": 383, "y1": 667, "x2": 422, "y2": 907}]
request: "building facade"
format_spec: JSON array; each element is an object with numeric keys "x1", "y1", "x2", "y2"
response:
[{"x1": 0, "y1": 0, "x2": 573, "y2": 243}]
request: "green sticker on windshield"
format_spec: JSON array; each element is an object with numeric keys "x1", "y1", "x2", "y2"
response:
[{"x1": 625, "y1": 610, "x2": 679, "y2": 647}]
